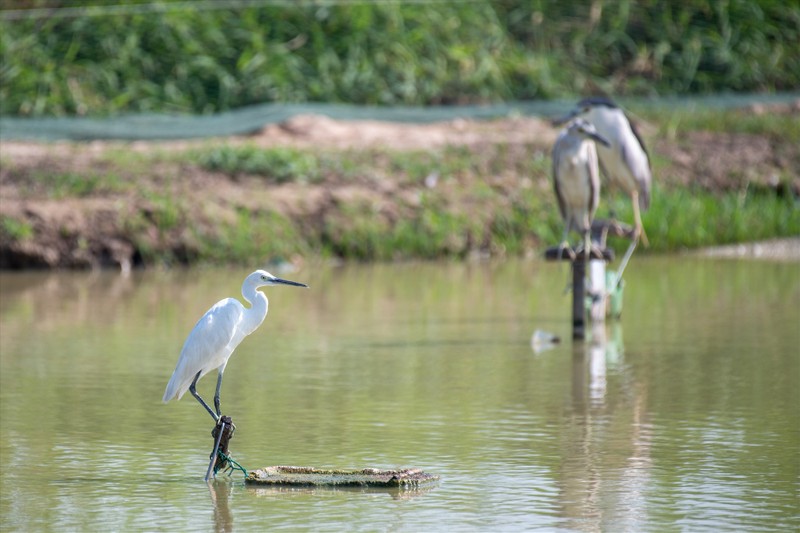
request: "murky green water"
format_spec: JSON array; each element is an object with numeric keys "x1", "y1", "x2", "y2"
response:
[{"x1": 1, "y1": 257, "x2": 798, "y2": 531}]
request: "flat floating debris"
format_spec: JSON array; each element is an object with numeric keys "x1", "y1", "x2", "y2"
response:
[{"x1": 246, "y1": 466, "x2": 439, "y2": 488}]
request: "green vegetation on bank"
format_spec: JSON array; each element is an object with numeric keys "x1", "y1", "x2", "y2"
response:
[{"x1": 2, "y1": 0, "x2": 798, "y2": 116}]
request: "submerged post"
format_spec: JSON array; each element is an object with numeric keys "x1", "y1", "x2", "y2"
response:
[
  {"x1": 571, "y1": 259, "x2": 587, "y2": 340},
  {"x1": 588, "y1": 258, "x2": 607, "y2": 324},
  {"x1": 545, "y1": 244, "x2": 615, "y2": 340},
  {"x1": 205, "y1": 416, "x2": 235, "y2": 481}
]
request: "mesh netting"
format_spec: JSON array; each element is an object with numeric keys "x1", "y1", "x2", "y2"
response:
[{"x1": 1, "y1": 92, "x2": 797, "y2": 141}]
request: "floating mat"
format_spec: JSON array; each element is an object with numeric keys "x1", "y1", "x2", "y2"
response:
[{"x1": 246, "y1": 466, "x2": 438, "y2": 488}]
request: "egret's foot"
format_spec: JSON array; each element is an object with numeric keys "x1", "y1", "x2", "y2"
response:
[{"x1": 215, "y1": 415, "x2": 236, "y2": 433}]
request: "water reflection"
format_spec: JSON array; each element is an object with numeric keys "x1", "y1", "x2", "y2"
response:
[
  {"x1": 1, "y1": 258, "x2": 798, "y2": 531},
  {"x1": 207, "y1": 480, "x2": 234, "y2": 533},
  {"x1": 247, "y1": 483, "x2": 437, "y2": 500},
  {"x1": 560, "y1": 322, "x2": 653, "y2": 531}
]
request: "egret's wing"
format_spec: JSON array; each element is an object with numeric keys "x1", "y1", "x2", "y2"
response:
[{"x1": 163, "y1": 298, "x2": 244, "y2": 402}]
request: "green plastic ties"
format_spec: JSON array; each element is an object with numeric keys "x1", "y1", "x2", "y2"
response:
[{"x1": 214, "y1": 450, "x2": 248, "y2": 479}]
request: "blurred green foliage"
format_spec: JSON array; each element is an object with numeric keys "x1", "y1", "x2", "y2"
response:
[
  {"x1": 2, "y1": 0, "x2": 798, "y2": 116},
  {"x1": 198, "y1": 145, "x2": 323, "y2": 183}
]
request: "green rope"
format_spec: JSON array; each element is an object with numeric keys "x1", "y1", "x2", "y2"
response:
[{"x1": 214, "y1": 450, "x2": 248, "y2": 479}]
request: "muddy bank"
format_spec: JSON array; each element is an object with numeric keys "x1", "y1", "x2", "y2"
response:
[{"x1": 1, "y1": 113, "x2": 798, "y2": 269}]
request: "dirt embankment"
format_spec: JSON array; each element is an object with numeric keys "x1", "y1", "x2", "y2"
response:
[{"x1": 1, "y1": 109, "x2": 798, "y2": 269}]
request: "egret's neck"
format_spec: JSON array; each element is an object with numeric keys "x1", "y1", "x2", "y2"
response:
[{"x1": 241, "y1": 284, "x2": 269, "y2": 336}]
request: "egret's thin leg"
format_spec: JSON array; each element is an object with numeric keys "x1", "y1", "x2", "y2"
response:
[
  {"x1": 189, "y1": 371, "x2": 219, "y2": 422},
  {"x1": 213, "y1": 370, "x2": 224, "y2": 418}
]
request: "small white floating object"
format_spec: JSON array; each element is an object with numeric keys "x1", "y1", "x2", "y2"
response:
[{"x1": 531, "y1": 330, "x2": 561, "y2": 353}]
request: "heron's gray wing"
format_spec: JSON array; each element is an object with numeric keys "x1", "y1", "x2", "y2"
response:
[
  {"x1": 622, "y1": 116, "x2": 653, "y2": 209},
  {"x1": 627, "y1": 113, "x2": 650, "y2": 160},
  {"x1": 586, "y1": 144, "x2": 601, "y2": 216},
  {"x1": 552, "y1": 140, "x2": 568, "y2": 221},
  {"x1": 620, "y1": 129, "x2": 652, "y2": 210},
  {"x1": 163, "y1": 298, "x2": 244, "y2": 402}
]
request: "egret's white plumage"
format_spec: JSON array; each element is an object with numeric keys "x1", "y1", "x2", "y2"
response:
[
  {"x1": 552, "y1": 118, "x2": 610, "y2": 258},
  {"x1": 557, "y1": 97, "x2": 652, "y2": 245},
  {"x1": 163, "y1": 269, "x2": 307, "y2": 420}
]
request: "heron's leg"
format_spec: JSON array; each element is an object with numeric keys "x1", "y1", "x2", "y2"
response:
[
  {"x1": 631, "y1": 191, "x2": 649, "y2": 247},
  {"x1": 213, "y1": 369, "x2": 224, "y2": 418},
  {"x1": 584, "y1": 227, "x2": 591, "y2": 268},
  {"x1": 559, "y1": 227, "x2": 575, "y2": 294},
  {"x1": 558, "y1": 226, "x2": 576, "y2": 261},
  {"x1": 189, "y1": 371, "x2": 219, "y2": 422},
  {"x1": 613, "y1": 238, "x2": 638, "y2": 290}
]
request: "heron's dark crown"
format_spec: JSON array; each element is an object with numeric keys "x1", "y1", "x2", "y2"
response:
[{"x1": 577, "y1": 96, "x2": 618, "y2": 109}]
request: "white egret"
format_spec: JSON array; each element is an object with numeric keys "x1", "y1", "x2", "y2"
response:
[
  {"x1": 552, "y1": 118, "x2": 611, "y2": 261},
  {"x1": 556, "y1": 97, "x2": 652, "y2": 246},
  {"x1": 163, "y1": 270, "x2": 308, "y2": 421}
]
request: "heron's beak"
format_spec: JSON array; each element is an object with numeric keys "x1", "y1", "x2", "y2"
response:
[
  {"x1": 551, "y1": 109, "x2": 579, "y2": 127},
  {"x1": 588, "y1": 132, "x2": 611, "y2": 148},
  {"x1": 273, "y1": 277, "x2": 309, "y2": 288}
]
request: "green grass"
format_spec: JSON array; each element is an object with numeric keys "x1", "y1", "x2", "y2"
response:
[
  {"x1": 22, "y1": 171, "x2": 127, "y2": 198},
  {"x1": 197, "y1": 145, "x2": 323, "y2": 183},
  {"x1": 636, "y1": 106, "x2": 800, "y2": 143},
  {"x1": 2, "y1": 1, "x2": 798, "y2": 116},
  {"x1": 191, "y1": 208, "x2": 310, "y2": 265},
  {"x1": 606, "y1": 186, "x2": 799, "y2": 253},
  {"x1": 0, "y1": 216, "x2": 34, "y2": 242}
]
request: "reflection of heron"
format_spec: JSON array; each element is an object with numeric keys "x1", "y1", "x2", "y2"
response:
[
  {"x1": 555, "y1": 97, "x2": 652, "y2": 246},
  {"x1": 163, "y1": 270, "x2": 308, "y2": 421},
  {"x1": 552, "y1": 118, "x2": 611, "y2": 264}
]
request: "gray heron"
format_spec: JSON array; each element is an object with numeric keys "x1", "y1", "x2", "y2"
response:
[
  {"x1": 556, "y1": 97, "x2": 652, "y2": 246},
  {"x1": 552, "y1": 118, "x2": 611, "y2": 262}
]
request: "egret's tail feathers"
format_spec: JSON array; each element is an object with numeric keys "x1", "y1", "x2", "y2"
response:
[
  {"x1": 162, "y1": 385, "x2": 175, "y2": 403},
  {"x1": 162, "y1": 374, "x2": 182, "y2": 403}
]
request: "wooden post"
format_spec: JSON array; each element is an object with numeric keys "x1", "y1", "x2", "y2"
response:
[
  {"x1": 205, "y1": 416, "x2": 235, "y2": 481},
  {"x1": 588, "y1": 258, "x2": 607, "y2": 323},
  {"x1": 545, "y1": 243, "x2": 615, "y2": 341},
  {"x1": 571, "y1": 259, "x2": 586, "y2": 340}
]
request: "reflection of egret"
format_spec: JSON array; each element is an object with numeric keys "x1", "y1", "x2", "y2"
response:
[
  {"x1": 208, "y1": 480, "x2": 234, "y2": 533},
  {"x1": 555, "y1": 97, "x2": 653, "y2": 246},
  {"x1": 163, "y1": 270, "x2": 308, "y2": 420},
  {"x1": 552, "y1": 118, "x2": 611, "y2": 264}
]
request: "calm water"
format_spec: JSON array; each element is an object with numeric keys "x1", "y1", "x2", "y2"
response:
[{"x1": 1, "y1": 257, "x2": 798, "y2": 532}]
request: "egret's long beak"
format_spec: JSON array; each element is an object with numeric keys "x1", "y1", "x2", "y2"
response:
[
  {"x1": 273, "y1": 277, "x2": 309, "y2": 288},
  {"x1": 551, "y1": 109, "x2": 580, "y2": 127},
  {"x1": 588, "y1": 131, "x2": 611, "y2": 148}
]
